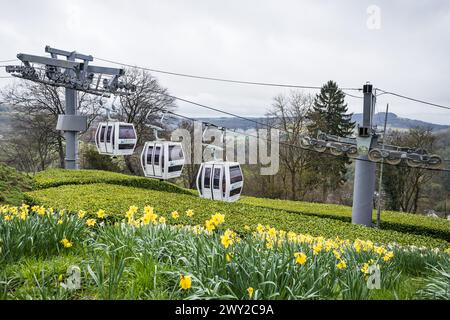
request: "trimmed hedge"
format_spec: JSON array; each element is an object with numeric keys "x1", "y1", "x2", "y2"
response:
[
  {"x1": 34, "y1": 169, "x2": 193, "y2": 196},
  {"x1": 25, "y1": 183, "x2": 449, "y2": 249},
  {"x1": 241, "y1": 197, "x2": 450, "y2": 242},
  {"x1": 0, "y1": 163, "x2": 34, "y2": 205}
]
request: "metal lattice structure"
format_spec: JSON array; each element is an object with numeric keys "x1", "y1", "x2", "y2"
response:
[
  {"x1": 297, "y1": 83, "x2": 443, "y2": 227},
  {"x1": 5, "y1": 46, "x2": 136, "y2": 169}
]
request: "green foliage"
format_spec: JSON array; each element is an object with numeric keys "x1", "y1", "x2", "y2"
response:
[
  {"x1": 80, "y1": 145, "x2": 123, "y2": 172},
  {"x1": 1, "y1": 207, "x2": 449, "y2": 300},
  {"x1": 306, "y1": 80, "x2": 356, "y2": 191},
  {"x1": 241, "y1": 197, "x2": 450, "y2": 242},
  {"x1": 0, "y1": 206, "x2": 88, "y2": 265},
  {"x1": 0, "y1": 163, "x2": 33, "y2": 205},
  {"x1": 416, "y1": 263, "x2": 450, "y2": 300},
  {"x1": 34, "y1": 169, "x2": 193, "y2": 195},
  {"x1": 25, "y1": 183, "x2": 449, "y2": 248}
]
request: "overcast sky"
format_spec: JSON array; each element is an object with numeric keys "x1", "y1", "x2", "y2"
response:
[{"x1": 1, "y1": 0, "x2": 449, "y2": 124}]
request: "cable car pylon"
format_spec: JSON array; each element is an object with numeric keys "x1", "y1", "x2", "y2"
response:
[{"x1": 5, "y1": 45, "x2": 135, "y2": 169}]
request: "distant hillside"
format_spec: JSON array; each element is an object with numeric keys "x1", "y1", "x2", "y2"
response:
[
  {"x1": 353, "y1": 113, "x2": 450, "y2": 132},
  {"x1": 196, "y1": 112, "x2": 450, "y2": 132}
]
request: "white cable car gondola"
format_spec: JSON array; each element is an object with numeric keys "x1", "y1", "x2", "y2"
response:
[
  {"x1": 95, "y1": 97, "x2": 137, "y2": 156},
  {"x1": 196, "y1": 160, "x2": 244, "y2": 202},
  {"x1": 140, "y1": 119, "x2": 185, "y2": 180},
  {"x1": 95, "y1": 121, "x2": 137, "y2": 156},
  {"x1": 195, "y1": 126, "x2": 244, "y2": 202}
]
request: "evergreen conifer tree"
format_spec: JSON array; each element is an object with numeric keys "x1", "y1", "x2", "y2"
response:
[{"x1": 307, "y1": 81, "x2": 355, "y2": 201}]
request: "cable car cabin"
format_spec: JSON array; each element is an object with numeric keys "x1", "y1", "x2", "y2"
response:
[
  {"x1": 196, "y1": 162, "x2": 244, "y2": 202},
  {"x1": 95, "y1": 122, "x2": 137, "y2": 156},
  {"x1": 141, "y1": 141, "x2": 185, "y2": 180}
]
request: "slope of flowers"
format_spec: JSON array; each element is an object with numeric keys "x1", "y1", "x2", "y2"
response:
[{"x1": 1, "y1": 204, "x2": 449, "y2": 300}]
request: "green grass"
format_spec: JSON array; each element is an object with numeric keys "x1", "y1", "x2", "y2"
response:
[
  {"x1": 241, "y1": 197, "x2": 450, "y2": 242},
  {"x1": 0, "y1": 163, "x2": 34, "y2": 205},
  {"x1": 25, "y1": 183, "x2": 449, "y2": 249},
  {"x1": 33, "y1": 169, "x2": 192, "y2": 196}
]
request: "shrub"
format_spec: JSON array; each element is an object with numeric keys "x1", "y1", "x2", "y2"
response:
[
  {"x1": 25, "y1": 183, "x2": 449, "y2": 249},
  {"x1": 241, "y1": 197, "x2": 450, "y2": 242},
  {"x1": 34, "y1": 169, "x2": 193, "y2": 196},
  {"x1": 0, "y1": 163, "x2": 34, "y2": 205}
]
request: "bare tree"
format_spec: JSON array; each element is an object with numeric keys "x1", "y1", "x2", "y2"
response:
[
  {"x1": 116, "y1": 68, "x2": 176, "y2": 174},
  {"x1": 1, "y1": 80, "x2": 103, "y2": 168},
  {"x1": 382, "y1": 127, "x2": 436, "y2": 213},
  {"x1": 266, "y1": 91, "x2": 317, "y2": 200}
]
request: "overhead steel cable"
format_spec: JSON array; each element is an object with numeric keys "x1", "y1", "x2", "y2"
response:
[
  {"x1": 149, "y1": 90, "x2": 450, "y2": 172},
  {"x1": 376, "y1": 88, "x2": 450, "y2": 111},
  {"x1": 93, "y1": 56, "x2": 362, "y2": 92},
  {"x1": 0, "y1": 59, "x2": 18, "y2": 63}
]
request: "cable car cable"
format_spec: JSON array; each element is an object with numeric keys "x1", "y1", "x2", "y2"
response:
[
  {"x1": 167, "y1": 110, "x2": 450, "y2": 173},
  {"x1": 376, "y1": 88, "x2": 450, "y2": 111},
  {"x1": 93, "y1": 56, "x2": 362, "y2": 92}
]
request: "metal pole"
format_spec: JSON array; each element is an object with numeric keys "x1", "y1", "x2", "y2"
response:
[
  {"x1": 64, "y1": 52, "x2": 78, "y2": 169},
  {"x1": 352, "y1": 84, "x2": 376, "y2": 227},
  {"x1": 376, "y1": 104, "x2": 389, "y2": 228},
  {"x1": 64, "y1": 88, "x2": 78, "y2": 169}
]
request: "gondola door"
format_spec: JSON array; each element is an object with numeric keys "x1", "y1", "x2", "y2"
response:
[
  {"x1": 202, "y1": 164, "x2": 213, "y2": 199},
  {"x1": 97, "y1": 124, "x2": 107, "y2": 154},
  {"x1": 144, "y1": 143, "x2": 155, "y2": 177},
  {"x1": 105, "y1": 124, "x2": 114, "y2": 154},
  {"x1": 153, "y1": 143, "x2": 163, "y2": 177},
  {"x1": 212, "y1": 165, "x2": 223, "y2": 201}
]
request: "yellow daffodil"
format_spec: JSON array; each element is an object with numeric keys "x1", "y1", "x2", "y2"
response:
[
  {"x1": 144, "y1": 206, "x2": 154, "y2": 215},
  {"x1": 221, "y1": 234, "x2": 233, "y2": 248},
  {"x1": 247, "y1": 287, "x2": 254, "y2": 299},
  {"x1": 383, "y1": 251, "x2": 394, "y2": 262},
  {"x1": 332, "y1": 250, "x2": 341, "y2": 260},
  {"x1": 313, "y1": 243, "x2": 323, "y2": 255},
  {"x1": 171, "y1": 211, "x2": 179, "y2": 219},
  {"x1": 361, "y1": 263, "x2": 369, "y2": 274},
  {"x1": 77, "y1": 210, "x2": 86, "y2": 219},
  {"x1": 36, "y1": 206, "x2": 46, "y2": 216},
  {"x1": 256, "y1": 224, "x2": 265, "y2": 234},
  {"x1": 186, "y1": 209, "x2": 194, "y2": 218},
  {"x1": 60, "y1": 238, "x2": 72, "y2": 248},
  {"x1": 86, "y1": 218, "x2": 96, "y2": 227},
  {"x1": 57, "y1": 219, "x2": 63, "y2": 225},
  {"x1": 97, "y1": 209, "x2": 106, "y2": 219},
  {"x1": 225, "y1": 253, "x2": 234, "y2": 263},
  {"x1": 267, "y1": 227, "x2": 277, "y2": 238},
  {"x1": 211, "y1": 213, "x2": 225, "y2": 226},
  {"x1": 205, "y1": 219, "x2": 216, "y2": 232},
  {"x1": 179, "y1": 275, "x2": 192, "y2": 290},
  {"x1": 294, "y1": 252, "x2": 307, "y2": 265},
  {"x1": 159, "y1": 216, "x2": 166, "y2": 224},
  {"x1": 336, "y1": 260, "x2": 347, "y2": 270}
]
